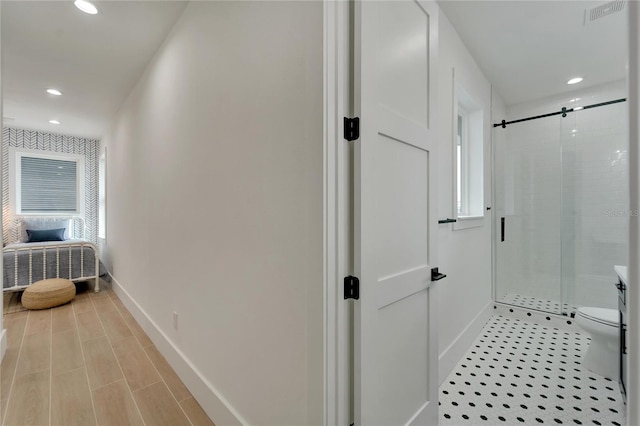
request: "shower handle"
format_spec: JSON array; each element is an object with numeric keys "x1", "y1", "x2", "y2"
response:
[{"x1": 501, "y1": 217, "x2": 505, "y2": 242}]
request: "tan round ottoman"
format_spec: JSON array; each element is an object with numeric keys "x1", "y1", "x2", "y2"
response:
[{"x1": 22, "y1": 278, "x2": 76, "y2": 310}]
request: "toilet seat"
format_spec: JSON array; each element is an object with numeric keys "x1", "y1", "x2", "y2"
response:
[{"x1": 577, "y1": 307, "x2": 618, "y2": 327}]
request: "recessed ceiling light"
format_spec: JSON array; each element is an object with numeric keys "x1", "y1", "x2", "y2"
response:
[
  {"x1": 74, "y1": 0, "x2": 98, "y2": 15},
  {"x1": 569, "y1": 98, "x2": 581, "y2": 103},
  {"x1": 46, "y1": 89, "x2": 62, "y2": 96},
  {"x1": 49, "y1": 120, "x2": 61, "y2": 125},
  {"x1": 567, "y1": 77, "x2": 583, "y2": 85}
]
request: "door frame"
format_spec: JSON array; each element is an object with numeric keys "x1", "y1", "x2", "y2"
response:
[
  {"x1": 323, "y1": 0, "x2": 352, "y2": 424},
  {"x1": 627, "y1": 2, "x2": 639, "y2": 424}
]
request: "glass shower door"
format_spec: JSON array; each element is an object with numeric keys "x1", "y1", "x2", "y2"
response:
[
  {"x1": 560, "y1": 102, "x2": 628, "y2": 313},
  {"x1": 494, "y1": 116, "x2": 564, "y2": 314}
]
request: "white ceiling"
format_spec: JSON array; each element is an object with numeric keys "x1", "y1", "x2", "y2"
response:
[
  {"x1": 438, "y1": 0, "x2": 628, "y2": 105},
  {"x1": 2, "y1": 1, "x2": 188, "y2": 139},
  {"x1": 3, "y1": 1, "x2": 628, "y2": 138}
]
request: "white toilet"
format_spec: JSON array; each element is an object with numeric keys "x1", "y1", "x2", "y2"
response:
[{"x1": 575, "y1": 307, "x2": 619, "y2": 380}]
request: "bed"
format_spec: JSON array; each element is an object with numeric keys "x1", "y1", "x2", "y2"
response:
[{"x1": 3, "y1": 217, "x2": 105, "y2": 292}]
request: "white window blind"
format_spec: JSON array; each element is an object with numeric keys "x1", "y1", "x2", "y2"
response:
[{"x1": 20, "y1": 156, "x2": 78, "y2": 213}]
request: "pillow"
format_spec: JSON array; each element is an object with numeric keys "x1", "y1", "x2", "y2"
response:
[
  {"x1": 26, "y1": 228, "x2": 66, "y2": 243},
  {"x1": 20, "y1": 219, "x2": 71, "y2": 242}
]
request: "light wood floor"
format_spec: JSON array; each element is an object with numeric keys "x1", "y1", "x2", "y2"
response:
[{"x1": 1, "y1": 282, "x2": 215, "y2": 426}]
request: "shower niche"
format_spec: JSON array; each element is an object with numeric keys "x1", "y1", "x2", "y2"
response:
[{"x1": 493, "y1": 81, "x2": 628, "y2": 316}]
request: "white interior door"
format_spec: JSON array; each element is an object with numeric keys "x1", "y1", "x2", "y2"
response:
[{"x1": 353, "y1": 0, "x2": 438, "y2": 424}]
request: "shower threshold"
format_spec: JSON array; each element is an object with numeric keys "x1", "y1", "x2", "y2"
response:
[{"x1": 499, "y1": 293, "x2": 579, "y2": 316}]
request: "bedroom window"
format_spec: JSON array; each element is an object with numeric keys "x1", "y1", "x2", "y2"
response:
[{"x1": 10, "y1": 148, "x2": 84, "y2": 215}]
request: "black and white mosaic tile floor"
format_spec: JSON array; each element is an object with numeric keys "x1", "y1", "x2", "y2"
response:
[
  {"x1": 500, "y1": 293, "x2": 579, "y2": 315},
  {"x1": 439, "y1": 315, "x2": 625, "y2": 426}
]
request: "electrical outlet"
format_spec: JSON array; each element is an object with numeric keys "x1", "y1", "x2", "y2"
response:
[{"x1": 173, "y1": 311, "x2": 178, "y2": 330}]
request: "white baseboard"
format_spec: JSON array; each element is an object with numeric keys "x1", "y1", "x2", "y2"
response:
[
  {"x1": 109, "y1": 274, "x2": 246, "y2": 426},
  {"x1": 438, "y1": 301, "x2": 493, "y2": 384},
  {"x1": 1, "y1": 328, "x2": 7, "y2": 361}
]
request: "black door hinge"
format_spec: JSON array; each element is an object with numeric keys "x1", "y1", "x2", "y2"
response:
[
  {"x1": 344, "y1": 275, "x2": 360, "y2": 300},
  {"x1": 344, "y1": 117, "x2": 360, "y2": 141}
]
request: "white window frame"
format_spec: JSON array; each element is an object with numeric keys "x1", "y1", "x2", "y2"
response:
[
  {"x1": 457, "y1": 107, "x2": 471, "y2": 216},
  {"x1": 9, "y1": 147, "x2": 85, "y2": 217},
  {"x1": 98, "y1": 147, "x2": 107, "y2": 240},
  {"x1": 452, "y1": 76, "x2": 485, "y2": 230}
]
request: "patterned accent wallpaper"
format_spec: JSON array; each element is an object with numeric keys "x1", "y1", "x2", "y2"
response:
[{"x1": 2, "y1": 127, "x2": 100, "y2": 244}]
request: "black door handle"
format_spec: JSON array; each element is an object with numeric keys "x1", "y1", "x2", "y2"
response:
[{"x1": 431, "y1": 267, "x2": 446, "y2": 281}]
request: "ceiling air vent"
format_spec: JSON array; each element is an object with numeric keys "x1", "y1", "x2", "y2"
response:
[{"x1": 585, "y1": 0, "x2": 626, "y2": 25}]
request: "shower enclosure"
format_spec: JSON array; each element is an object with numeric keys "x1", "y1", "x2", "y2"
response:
[{"x1": 494, "y1": 86, "x2": 628, "y2": 315}]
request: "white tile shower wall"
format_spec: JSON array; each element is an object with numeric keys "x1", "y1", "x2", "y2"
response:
[{"x1": 495, "y1": 80, "x2": 627, "y2": 312}]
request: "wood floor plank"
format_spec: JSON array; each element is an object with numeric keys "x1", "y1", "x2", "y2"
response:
[
  {"x1": 51, "y1": 367, "x2": 97, "y2": 426},
  {"x1": 52, "y1": 303, "x2": 75, "y2": 334},
  {"x1": 180, "y1": 397, "x2": 216, "y2": 426},
  {"x1": 127, "y1": 319, "x2": 154, "y2": 348},
  {"x1": 98, "y1": 308, "x2": 133, "y2": 342},
  {"x1": 144, "y1": 345, "x2": 191, "y2": 402},
  {"x1": 3, "y1": 369, "x2": 49, "y2": 426},
  {"x1": 1, "y1": 316, "x2": 28, "y2": 400},
  {"x1": 15, "y1": 332, "x2": 51, "y2": 377},
  {"x1": 3, "y1": 280, "x2": 217, "y2": 426},
  {"x1": 114, "y1": 303, "x2": 154, "y2": 348},
  {"x1": 5, "y1": 316, "x2": 28, "y2": 350},
  {"x1": 76, "y1": 309, "x2": 105, "y2": 341},
  {"x1": 92, "y1": 294, "x2": 117, "y2": 313},
  {"x1": 109, "y1": 296, "x2": 128, "y2": 312},
  {"x1": 82, "y1": 336, "x2": 123, "y2": 389},
  {"x1": 73, "y1": 297, "x2": 95, "y2": 315},
  {"x1": 89, "y1": 290, "x2": 110, "y2": 300},
  {"x1": 93, "y1": 379, "x2": 144, "y2": 426},
  {"x1": 1, "y1": 397, "x2": 7, "y2": 421},
  {"x1": 4, "y1": 310, "x2": 29, "y2": 321},
  {"x1": 1, "y1": 347, "x2": 21, "y2": 399},
  {"x1": 52, "y1": 329, "x2": 84, "y2": 375},
  {"x1": 133, "y1": 382, "x2": 191, "y2": 426},
  {"x1": 111, "y1": 335, "x2": 142, "y2": 359},
  {"x1": 25, "y1": 309, "x2": 51, "y2": 336},
  {"x1": 116, "y1": 345, "x2": 161, "y2": 391}
]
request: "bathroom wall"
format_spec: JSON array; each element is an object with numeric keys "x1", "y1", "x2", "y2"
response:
[
  {"x1": 436, "y1": 10, "x2": 496, "y2": 382},
  {"x1": 495, "y1": 80, "x2": 628, "y2": 311}
]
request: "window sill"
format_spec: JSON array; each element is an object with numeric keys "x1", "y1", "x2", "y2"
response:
[{"x1": 453, "y1": 215, "x2": 485, "y2": 230}]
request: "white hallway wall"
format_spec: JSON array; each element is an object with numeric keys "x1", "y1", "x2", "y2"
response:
[
  {"x1": 100, "y1": 2, "x2": 324, "y2": 424},
  {"x1": 435, "y1": 9, "x2": 499, "y2": 382}
]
